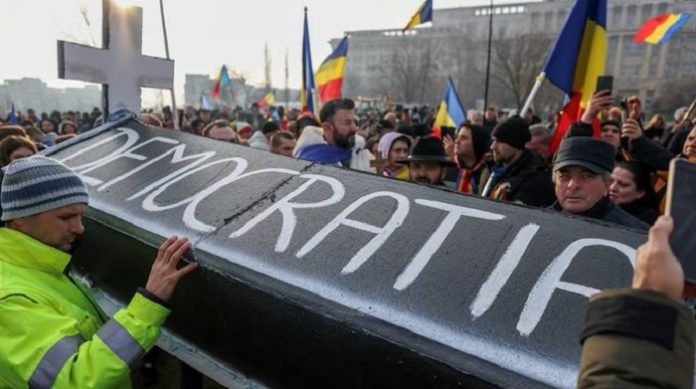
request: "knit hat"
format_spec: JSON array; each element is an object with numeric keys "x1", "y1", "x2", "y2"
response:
[
  {"x1": 491, "y1": 116, "x2": 531, "y2": 150},
  {"x1": 1, "y1": 155, "x2": 88, "y2": 221}
]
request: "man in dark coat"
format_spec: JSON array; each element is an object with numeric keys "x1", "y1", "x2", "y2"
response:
[
  {"x1": 481, "y1": 116, "x2": 555, "y2": 207},
  {"x1": 551, "y1": 137, "x2": 648, "y2": 231}
]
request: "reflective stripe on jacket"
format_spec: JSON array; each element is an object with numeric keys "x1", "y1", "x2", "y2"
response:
[{"x1": 0, "y1": 227, "x2": 170, "y2": 388}]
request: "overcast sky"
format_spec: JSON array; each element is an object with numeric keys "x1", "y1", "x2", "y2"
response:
[{"x1": 0, "y1": 0, "x2": 539, "y2": 104}]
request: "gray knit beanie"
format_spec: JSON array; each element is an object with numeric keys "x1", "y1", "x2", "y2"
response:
[{"x1": 1, "y1": 156, "x2": 88, "y2": 221}]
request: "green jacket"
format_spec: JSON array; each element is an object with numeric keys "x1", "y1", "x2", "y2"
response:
[
  {"x1": 578, "y1": 288, "x2": 696, "y2": 388},
  {"x1": 0, "y1": 228, "x2": 170, "y2": 388}
]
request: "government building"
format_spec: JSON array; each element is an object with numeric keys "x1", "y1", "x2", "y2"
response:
[{"x1": 333, "y1": 0, "x2": 696, "y2": 116}]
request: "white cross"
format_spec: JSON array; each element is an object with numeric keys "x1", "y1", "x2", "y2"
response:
[{"x1": 57, "y1": 0, "x2": 174, "y2": 115}]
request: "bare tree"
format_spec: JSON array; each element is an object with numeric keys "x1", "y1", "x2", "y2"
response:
[
  {"x1": 652, "y1": 79, "x2": 696, "y2": 115},
  {"x1": 489, "y1": 33, "x2": 554, "y2": 109},
  {"x1": 376, "y1": 35, "x2": 435, "y2": 104}
]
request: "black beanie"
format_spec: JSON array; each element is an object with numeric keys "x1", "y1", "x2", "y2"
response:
[{"x1": 491, "y1": 116, "x2": 531, "y2": 150}]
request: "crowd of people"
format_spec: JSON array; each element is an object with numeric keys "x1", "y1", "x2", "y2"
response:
[
  {"x1": 2, "y1": 93, "x2": 695, "y2": 230},
  {"x1": 1, "y1": 91, "x2": 695, "y2": 387}
]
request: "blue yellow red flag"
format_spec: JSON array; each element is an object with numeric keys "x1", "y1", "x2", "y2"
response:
[
  {"x1": 301, "y1": 7, "x2": 317, "y2": 114},
  {"x1": 258, "y1": 92, "x2": 275, "y2": 108},
  {"x1": 432, "y1": 78, "x2": 466, "y2": 139},
  {"x1": 316, "y1": 36, "x2": 349, "y2": 103},
  {"x1": 634, "y1": 13, "x2": 692, "y2": 44},
  {"x1": 543, "y1": 0, "x2": 607, "y2": 153},
  {"x1": 212, "y1": 65, "x2": 230, "y2": 99},
  {"x1": 402, "y1": 0, "x2": 433, "y2": 32}
]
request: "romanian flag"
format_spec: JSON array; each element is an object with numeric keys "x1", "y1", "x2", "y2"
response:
[
  {"x1": 432, "y1": 78, "x2": 466, "y2": 139},
  {"x1": 316, "y1": 36, "x2": 349, "y2": 103},
  {"x1": 212, "y1": 65, "x2": 230, "y2": 99},
  {"x1": 258, "y1": 92, "x2": 275, "y2": 108},
  {"x1": 544, "y1": 0, "x2": 607, "y2": 153},
  {"x1": 301, "y1": 7, "x2": 317, "y2": 114},
  {"x1": 402, "y1": 0, "x2": 433, "y2": 32},
  {"x1": 634, "y1": 13, "x2": 692, "y2": 44}
]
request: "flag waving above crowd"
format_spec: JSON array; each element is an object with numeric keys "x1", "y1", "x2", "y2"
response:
[
  {"x1": 634, "y1": 12, "x2": 693, "y2": 44},
  {"x1": 538, "y1": 0, "x2": 607, "y2": 153},
  {"x1": 316, "y1": 36, "x2": 349, "y2": 103},
  {"x1": 402, "y1": 0, "x2": 433, "y2": 32}
]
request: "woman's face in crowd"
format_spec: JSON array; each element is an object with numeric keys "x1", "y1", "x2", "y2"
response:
[
  {"x1": 389, "y1": 140, "x2": 409, "y2": 167},
  {"x1": 600, "y1": 124, "x2": 621, "y2": 150},
  {"x1": 609, "y1": 167, "x2": 644, "y2": 205},
  {"x1": 9, "y1": 146, "x2": 35, "y2": 163},
  {"x1": 41, "y1": 120, "x2": 55, "y2": 133}
]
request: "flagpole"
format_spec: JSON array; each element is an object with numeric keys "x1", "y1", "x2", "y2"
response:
[
  {"x1": 159, "y1": 0, "x2": 179, "y2": 129},
  {"x1": 521, "y1": 72, "x2": 545, "y2": 118},
  {"x1": 483, "y1": 0, "x2": 493, "y2": 113}
]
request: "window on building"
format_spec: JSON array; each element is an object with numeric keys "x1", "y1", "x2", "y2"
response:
[
  {"x1": 658, "y1": 3, "x2": 668, "y2": 15},
  {"x1": 609, "y1": 36, "x2": 619, "y2": 53},
  {"x1": 645, "y1": 90, "x2": 655, "y2": 107},
  {"x1": 622, "y1": 37, "x2": 644, "y2": 57},
  {"x1": 626, "y1": 5, "x2": 637, "y2": 26},
  {"x1": 684, "y1": 63, "x2": 696, "y2": 75},
  {"x1": 640, "y1": 4, "x2": 652, "y2": 23},
  {"x1": 620, "y1": 65, "x2": 641, "y2": 80},
  {"x1": 611, "y1": 6, "x2": 622, "y2": 27}
]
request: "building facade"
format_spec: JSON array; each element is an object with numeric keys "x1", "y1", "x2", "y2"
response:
[
  {"x1": 0, "y1": 78, "x2": 101, "y2": 114},
  {"x1": 335, "y1": 0, "x2": 696, "y2": 115}
]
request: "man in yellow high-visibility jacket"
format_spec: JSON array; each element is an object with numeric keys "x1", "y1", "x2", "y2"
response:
[{"x1": 0, "y1": 155, "x2": 198, "y2": 388}]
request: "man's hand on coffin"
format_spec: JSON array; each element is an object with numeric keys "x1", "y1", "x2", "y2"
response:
[{"x1": 145, "y1": 236, "x2": 199, "y2": 302}]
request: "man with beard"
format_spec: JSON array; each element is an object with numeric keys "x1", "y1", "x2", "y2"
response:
[
  {"x1": 399, "y1": 136, "x2": 456, "y2": 187},
  {"x1": 294, "y1": 98, "x2": 374, "y2": 172},
  {"x1": 0, "y1": 156, "x2": 197, "y2": 387},
  {"x1": 481, "y1": 116, "x2": 555, "y2": 207}
]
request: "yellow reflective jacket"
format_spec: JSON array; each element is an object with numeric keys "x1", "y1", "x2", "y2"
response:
[{"x1": 0, "y1": 228, "x2": 170, "y2": 388}]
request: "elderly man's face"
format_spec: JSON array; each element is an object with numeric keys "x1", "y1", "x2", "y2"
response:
[
  {"x1": 409, "y1": 161, "x2": 446, "y2": 185},
  {"x1": 10, "y1": 204, "x2": 86, "y2": 252},
  {"x1": 554, "y1": 166, "x2": 609, "y2": 214}
]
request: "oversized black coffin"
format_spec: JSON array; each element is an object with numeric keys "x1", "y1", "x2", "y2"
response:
[{"x1": 44, "y1": 115, "x2": 645, "y2": 388}]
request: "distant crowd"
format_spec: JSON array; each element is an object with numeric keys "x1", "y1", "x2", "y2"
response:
[{"x1": 1, "y1": 93, "x2": 694, "y2": 234}]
